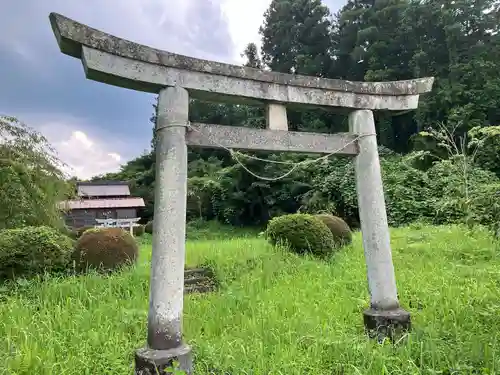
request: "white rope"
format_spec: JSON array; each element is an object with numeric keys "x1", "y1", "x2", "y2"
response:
[
  {"x1": 155, "y1": 120, "x2": 190, "y2": 131},
  {"x1": 186, "y1": 123, "x2": 375, "y2": 182}
]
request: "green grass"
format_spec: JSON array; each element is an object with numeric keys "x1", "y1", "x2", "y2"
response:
[{"x1": 1, "y1": 224, "x2": 499, "y2": 374}]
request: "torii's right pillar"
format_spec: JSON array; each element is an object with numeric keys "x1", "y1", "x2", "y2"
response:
[{"x1": 349, "y1": 109, "x2": 410, "y2": 341}]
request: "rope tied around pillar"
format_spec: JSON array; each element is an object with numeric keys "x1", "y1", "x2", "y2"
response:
[
  {"x1": 155, "y1": 120, "x2": 190, "y2": 131},
  {"x1": 186, "y1": 122, "x2": 377, "y2": 182}
]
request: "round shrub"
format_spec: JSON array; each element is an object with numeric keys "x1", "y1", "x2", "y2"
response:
[
  {"x1": 0, "y1": 226, "x2": 74, "y2": 279},
  {"x1": 265, "y1": 213, "x2": 335, "y2": 256},
  {"x1": 133, "y1": 224, "x2": 145, "y2": 237},
  {"x1": 145, "y1": 220, "x2": 153, "y2": 234},
  {"x1": 315, "y1": 214, "x2": 352, "y2": 247},
  {"x1": 73, "y1": 227, "x2": 139, "y2": 273}
]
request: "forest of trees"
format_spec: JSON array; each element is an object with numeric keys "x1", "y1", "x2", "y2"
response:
[{"x1": 93, "y1": 0, "x2": 500, "y2": 233}]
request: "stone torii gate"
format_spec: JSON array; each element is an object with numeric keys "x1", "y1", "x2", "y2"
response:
[{"x1": 50, "y1": 12, "x2": 434, "y2": 374}]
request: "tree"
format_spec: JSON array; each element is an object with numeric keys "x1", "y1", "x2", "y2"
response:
[
  {"x1": 405, "y1": 0, "x2": 500, "y2": 133},
  {"x1": 260, "y1": 0, "x2": 333, "y2": 76},
  {"x1": 259, "y1": 0, "x2": 346, "y2": 134},
  {"x1": 87, "y1": 0, "x2": 500, "y2": 232},
  {"x1": 0, "y1": 115, "x2": 71, "y2": 230},
  {"x1": 242, "y1": 43, "x2": 263, "y2": 69}
]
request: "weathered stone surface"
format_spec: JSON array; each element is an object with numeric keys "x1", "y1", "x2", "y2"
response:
[
  {"x1": 184, "y1": 267, "x2": 217, "y2": 294},
  {"x1": 187, "y1": 123, "x2": 359, "y2": 155},
  {"x1": 81, "y1": 46, "x2": 422, "y2": 111},
  {"x1": 349, "y1": 110, "x2": 400, "y2": 311},
  {"x1": 49, "y1": 12, "x2": 434, "y2": 110},
  {"x1": 266, "y1": 103, "x2": 288, "y2": 131},
  {"x1": 148, "y1": 86, "x2": 189, "y2": 351},
  {"x1": 135, "y1": 345, "x2": 192, "y2": 375},
  {"x1": 183, "y1": 268, "x2": 212, "y2": 278},
  {"x1": 363, "y1": 307, "x2": 411, "y2": 342}
]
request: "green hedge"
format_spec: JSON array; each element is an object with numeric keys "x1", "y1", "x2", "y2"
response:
[
  {"x1": 266, "y1": 213, "x2": 335, "y2": 256},
  {"x1": 0, "y1": 226, "x2": 74, "y2": 279}
]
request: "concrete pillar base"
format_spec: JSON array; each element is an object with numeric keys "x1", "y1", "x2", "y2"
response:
[
  {"x1": 135, "y1": 344, "x2": 192, "y2": 375},
  {"x1": 363, "y1": 307, "x2": 411, "y2": 342}
]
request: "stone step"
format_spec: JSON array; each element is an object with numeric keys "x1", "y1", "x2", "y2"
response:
[
  {"x1": 184, "y1": 268, "x2": 213, "y2": 278},
  {"x1": 184, "y1": 284, "x2": 216, "y2": 294},
  {"x1": 184, "y1": 276, "x2": 209, "y2": 286},
  {"x1": 183, "y1": 267, "x2": 217, "y2": 295}
]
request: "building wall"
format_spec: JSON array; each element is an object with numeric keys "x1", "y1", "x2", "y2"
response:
[
  {"x1": 64, "y1": 208, "x2": 138, "y2": 228},
  {"x1": 116, "y1": 208, "x2": 137, "y2": 219}
]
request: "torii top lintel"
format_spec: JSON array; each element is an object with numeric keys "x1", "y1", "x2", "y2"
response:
[{"x1": 49, "y1": 12, "x2": 434, "y2": 111}]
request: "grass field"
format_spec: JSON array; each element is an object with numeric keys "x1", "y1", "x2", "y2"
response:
[{"x1": 0, "y1": 224, "x2": 499, "y2": 374}]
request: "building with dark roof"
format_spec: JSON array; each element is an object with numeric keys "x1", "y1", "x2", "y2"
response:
[{"x1": 59, "y1": 181, "x2": 145, "y2": 229}]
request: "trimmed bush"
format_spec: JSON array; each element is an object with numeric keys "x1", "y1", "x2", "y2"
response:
[
  {"x1": 315, "y1": 214, "x2": 352, "y2": 247},
  {"x1": 133, "y1": 224, "x2": 145, "y2": 237},
  {"x1": 265, "y1": 213, "x2": 335, "y2": 256},
  {"x1": 0, "y1": 226, "x2": 74, "y2": 279},
  {"x1": 72, "y1": 227, "x2": 139, "y2": 273},
  {"x1": 145, "y1": 220, "x2": 153, "y2": 234}
]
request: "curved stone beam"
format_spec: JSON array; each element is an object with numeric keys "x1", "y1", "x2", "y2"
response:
[{"x1": 49, "y1": 12, "x2": 434, "y2": 111}]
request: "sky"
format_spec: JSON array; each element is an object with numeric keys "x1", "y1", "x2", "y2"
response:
[{"x1": 0, "y1": 0, "x2": 343, "y2": 179}]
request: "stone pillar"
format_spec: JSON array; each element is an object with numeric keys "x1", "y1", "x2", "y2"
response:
[
  {"x1": 135, "y1": 86, "x2": 192, "y2": 374},
  {"x1": 349, "y1": 109, "x2": 410, "y2": 340},
  {"x1": 266, "y1": 103, "x2": 288, "y2": 131}
]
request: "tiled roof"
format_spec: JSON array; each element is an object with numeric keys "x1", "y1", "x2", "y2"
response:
[
  {"x1": 77, "y1": 181, "x2": 129, "y2": 186},
  {"x1": 59, "y1": 197, "x2": 145, "y2": 210},
  {"x1": 77, "y1": 184, "x2": 130, "y2": 197}
]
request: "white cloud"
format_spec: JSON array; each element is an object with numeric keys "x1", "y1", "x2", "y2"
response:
[
  {"x1": 42, "y1": 123, "x2": 128, "y2": 180},
  {"x1": 221, "y1": 0, "x2": 272, "y2": 63},
  {"x1": 0, "y1": 0, "x2": 236, "y2": 65},
  {"x1": 108, "y1": 153, "x2": 121, "y2": 162},
  {"x1": 4, "y1": 112, "x2": 131, "y2": 180},
  {"x1": 53, "y1": 130, "x2": 124, "y2": 180},
  {"x1": 0, "y1": 0, "x2": 277, "y2": 180},
  {"x1": 1, "y1": 112, "x2": 127, "y2": 180},
  {"x1": 72, "y1": 131, "x2": 93, "y2": 149},
  {"x1": 0, "y1": 0, "x2": 278, "y2": 66}
]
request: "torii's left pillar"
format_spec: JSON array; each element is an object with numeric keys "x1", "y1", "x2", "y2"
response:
[
  {"x1": 48, "y1": 13, "x2": 193, "y2": 374},
  {"x1": 135, "y1": 86, "x2": 192, "y2": 373}
]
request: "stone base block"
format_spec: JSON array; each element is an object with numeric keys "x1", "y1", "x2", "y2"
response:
[
  {"x1": 363, "y1": 307, "x2": 411, "y2": 342},
  {"x1": 135, "y1": 344, "x2": 192, "y2": 375}
]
